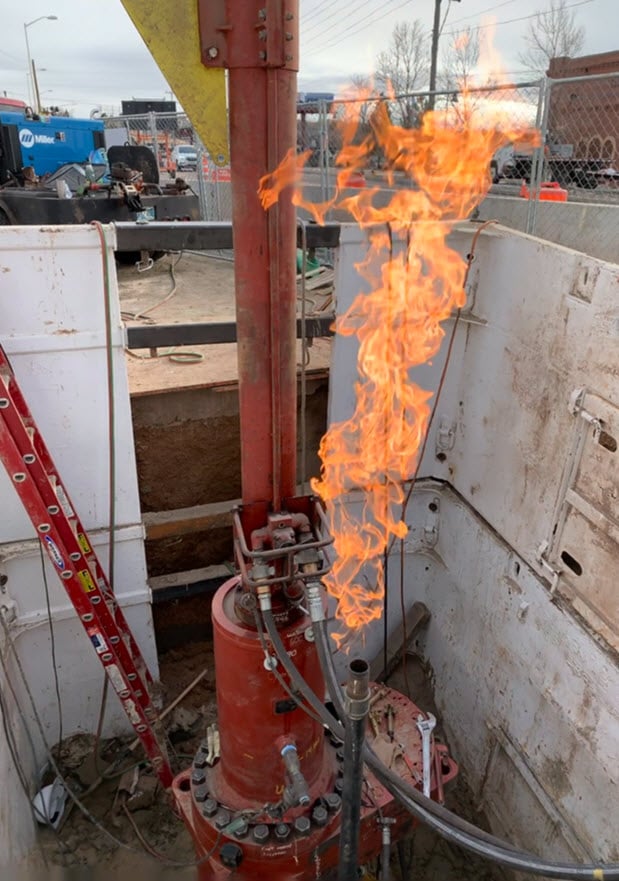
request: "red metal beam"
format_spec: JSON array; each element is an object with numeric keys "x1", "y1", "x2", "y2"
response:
[{"x1": 199, "y1": 1, "x2": 299, "y2": 510}]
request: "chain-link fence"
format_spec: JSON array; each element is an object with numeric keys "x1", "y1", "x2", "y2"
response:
[
  {"x1": 321, "y1": 81, "x2": 541, "y2": 196},
  {"x1": 104, "y1": 111, "x2": 232, "y2": 222},
  {"x1": 103, "y1": 77, "x2": 619, "y2": 262},
  {"x1": 522, "y1": 71, "x2": 619, "y2": 260}
]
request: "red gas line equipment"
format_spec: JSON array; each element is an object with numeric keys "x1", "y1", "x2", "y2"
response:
[
  {"x1": 0, "y1": 2, "x2": 457, "y2": 878},
  {"x1": 168, "y1": 2, "x2": 458, "y2": 879}
]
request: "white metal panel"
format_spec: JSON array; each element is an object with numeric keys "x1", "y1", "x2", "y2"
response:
[
  {"x1": 327, "y1": 484, "x2": 619, "y2": 860},
  {"x1": 329, "y1": 223, "x2": 619, "y2": 862},
  {"x1": 331, "y1": 222, "x2": 619, "y2": 646},
  {"x1": 419, "y1": 489, "x2": 619, "y2": 861},
  {"x1": 0, "y1": 225, "x2": 157, "y2": 865},
  {"x1": 0, "y1": 225, "x2": 141, "y2": 539}
]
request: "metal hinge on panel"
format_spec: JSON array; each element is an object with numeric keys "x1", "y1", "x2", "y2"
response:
[
  {"x1": 568, "y1": 388, "x2": 604, "y2": 438},
  {"x1": 435, "y1": 417, "x2": 456, "y2": 458},
  {"x1": 421, "y1": 497, "x2": 441, "y2": 549},
  {"x1": 537, "y1": 387, "x2": 607, "y2": 596},
  {"x1": 535, "y1": 541, "x2": 562, "y2": 596}
]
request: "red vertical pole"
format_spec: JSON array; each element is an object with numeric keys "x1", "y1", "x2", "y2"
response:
[{"x1": 202, "y1": 1, "x2": 299, "y2": 510}]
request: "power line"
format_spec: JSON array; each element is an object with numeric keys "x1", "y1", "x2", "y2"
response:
[
  {"x1": 0, "y1": 48, "x2": 23, "y2": 64},
  {"x1": 303, "y1": 0, "x2": 384, "y2": 40},
  {"x1": 303, "y1": 0, "x2": 415, "y2": 57},
  {"x1": 303, "y1": 0, "x2": 403, "y2": 47},
  {"x1": 301, "y1": 0, "x2": 341, "y2": 24},
  {"x1": 303, "y1": 0, "x2": 595, "y2": 60},
  {"x1": 448, "y1": 0, "x2": 519, "y2": 27},
  {"x1": 443, "y1": 0, "x2": 595, "y2": 37}
]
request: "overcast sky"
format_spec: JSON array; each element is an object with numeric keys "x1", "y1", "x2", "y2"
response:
[{"x1": 0, "y1": 0, "x2": 614, "y2": 116}]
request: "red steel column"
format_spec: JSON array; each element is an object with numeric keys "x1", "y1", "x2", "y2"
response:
[{"x1": 203, "y1": 1, "x2": 299, "y2": 510}]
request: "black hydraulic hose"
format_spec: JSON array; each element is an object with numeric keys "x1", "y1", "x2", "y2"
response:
[
  {"x1": 311, "y1": 616, "x2": 520, "y2": 856},
  {"x1": 338, "y1": 660, "x2": 370, "y2": 881},
  {"x1": 260, "y1": 597, "x2": 344, "y2": 737},
  {"x1": 313, "y1": 617, "x2": 619, "y2": 881},
  {"x1": 258, "y1": 588, "x2": 619, "y2": 879},
  {"x1": 262, "y1": 597, "x2": 520, "y2": 855}
]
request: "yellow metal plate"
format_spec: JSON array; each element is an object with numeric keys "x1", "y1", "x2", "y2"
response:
[{"x1": 121, "y1": 0, "x2": 229, "y2": 165}]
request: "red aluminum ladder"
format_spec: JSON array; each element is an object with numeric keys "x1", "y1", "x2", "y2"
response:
[{"x1": 0, "y1": 345, "x2": 173, "y2": 788}]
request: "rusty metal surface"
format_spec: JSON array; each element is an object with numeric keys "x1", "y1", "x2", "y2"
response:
[
  {"x1": 172, "y1": 681, "x2": 456, "y2": 879},
  {"x1": 226, "y1": 15, "x2": 299, "y2": 507},
  {"x1": 198, "y1": 0, "x2": 299, "y2": 71}
]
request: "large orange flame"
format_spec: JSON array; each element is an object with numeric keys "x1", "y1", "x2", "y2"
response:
[{"x1": 260, "y1": 79, "x2": 537, "y2": 644}]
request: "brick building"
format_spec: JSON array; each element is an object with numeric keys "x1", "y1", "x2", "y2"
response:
[{"x1": 547, "y1": 50, "x2": 619, "y2": 164}]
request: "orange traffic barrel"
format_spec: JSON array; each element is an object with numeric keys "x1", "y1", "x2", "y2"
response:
[
  {"x1": 520, "y1": 180, "x2": 568, "y2": 202},
  {"x1": 342, "y1": 171, "x2": 366, "y2": 188}
]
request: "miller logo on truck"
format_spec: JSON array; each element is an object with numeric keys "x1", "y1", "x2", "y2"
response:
[{"x1": 19, "y1": 128, "x2": 55, "y2": 148}]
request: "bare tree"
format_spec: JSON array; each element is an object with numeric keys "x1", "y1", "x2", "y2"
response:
[
  {"x1": 519, "y1": 0, "x2": 586, "y2": 74},
  {"x1": 347, "y1": 73, "x2": 375, "y2": 126},
  {"x1": 375, "y1": 20, "x2": 429, "y2": 128},
  {"x1": 441, "y1": 26, "x2": 480, "y2": 92}
]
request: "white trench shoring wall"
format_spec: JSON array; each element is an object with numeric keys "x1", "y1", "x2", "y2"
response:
[
  {"x1": 0, "y1": 226, "x2": 158, "y2": 868},
  {"x1": 329, "y1": 223, "x2": 619, "y2": 862}
]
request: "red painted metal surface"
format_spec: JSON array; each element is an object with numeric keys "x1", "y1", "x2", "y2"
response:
[
  {"x1": 173, "y1": 680, "x2": 456, "y2": 879},
  {"x1": 185, "y1": 4, "x2": 460, "y2": 878},
  {"x1": 198, "y1": 0, "x2": 299, "y2": 509},
  {"x1": 210, "y1": 579, "x2": 331, "y2": 807}
]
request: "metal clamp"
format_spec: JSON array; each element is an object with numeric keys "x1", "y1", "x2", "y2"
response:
[
  {"x1": 568, "y1": 388, "x2": 604, "y2": 438},
  {"x1": 535, "y1": 541, "x2": 562, "y2": 596}
]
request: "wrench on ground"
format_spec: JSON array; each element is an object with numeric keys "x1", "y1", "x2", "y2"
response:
[{"x1": 416, "y1": 712, "x2": 436, "y2": 798}]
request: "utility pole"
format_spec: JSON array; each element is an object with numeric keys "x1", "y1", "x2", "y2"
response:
[
  {"x1": 31, "y1": 60, "x2": 42, "y2": 114},
  {"x1": 23, "y1": 16, "x2": 58, "y2": 110},
  {"x1": 428, "y1": 0, "x2": 461, "y2": 111}
]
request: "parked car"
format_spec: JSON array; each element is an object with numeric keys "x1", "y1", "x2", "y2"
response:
[{"x1": 171, "y1": 144, "x2": 198, "y2": 171}]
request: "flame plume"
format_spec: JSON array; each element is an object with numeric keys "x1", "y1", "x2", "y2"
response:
[{"x1": 260, "y1": 84, "x2": 536, "y2": 643}]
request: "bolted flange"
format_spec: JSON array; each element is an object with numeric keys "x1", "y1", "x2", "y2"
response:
[
  {"x1": 312, "y1": 804, "x2": 328, "y2": 827},
  {"x1": 294, "y1": 815, "x2": 311, "y2": 836},
  {"x1": 214, "y1": 809, "x2": 231, "y2": 830}
]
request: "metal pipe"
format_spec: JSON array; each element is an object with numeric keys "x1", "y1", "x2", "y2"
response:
[
  {"x1": 380, "y1": 819, "x2": 394, "y2": 881},
  {"x1": 227, "y1": 2, "x2": 298, "y2": 509},
  {"x1": 338, "y1": 658, "x2": 370, "y2": 881},
  {"x1": 279, "y1": 740, "x2": 311, "y2": 808},
  {"x1": 282, "y1": 588, "x2": 619, "y2": 878}
]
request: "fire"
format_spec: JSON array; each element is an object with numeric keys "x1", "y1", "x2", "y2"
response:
[{"x1": 259, "y1": 77, "x2": 536, "y2": 643}]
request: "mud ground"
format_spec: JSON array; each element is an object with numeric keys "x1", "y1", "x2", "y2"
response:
[
  {"x1": 38, "y1": 642, "x2": 505, "y2": 881},
  {"x1": 117, "y1": 252, "x2": 332, "y2": 397}
]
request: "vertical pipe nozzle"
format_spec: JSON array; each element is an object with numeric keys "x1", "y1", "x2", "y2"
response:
[
  {"x1": 345, "y1": 657, "x2": 371, "y2": 720},
  {"x1": 338, "y1": 658, "x2": 370, "y2": 881}
]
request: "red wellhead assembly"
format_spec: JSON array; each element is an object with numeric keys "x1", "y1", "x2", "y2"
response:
[{"x1": 170, "y1": 2, "x2": 458, "y2": 878}]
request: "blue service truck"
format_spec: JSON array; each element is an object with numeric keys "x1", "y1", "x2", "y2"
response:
[
  {"x1": 0, "y1": 111, "x2": 106, "y2": 175},
  {"x1": 0, "y1": 108, "x2": 199, "y2": 241}
]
